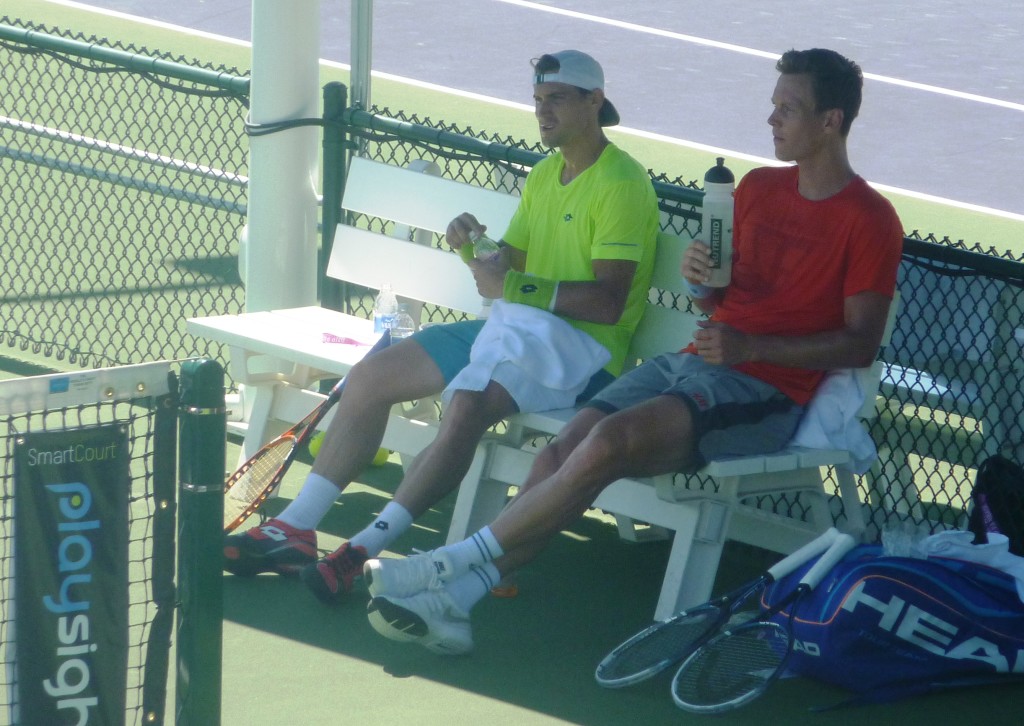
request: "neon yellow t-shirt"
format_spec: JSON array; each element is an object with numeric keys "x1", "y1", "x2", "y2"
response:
[{"x1": 501, "y1": 144, "x2": 658, "y2": 375}]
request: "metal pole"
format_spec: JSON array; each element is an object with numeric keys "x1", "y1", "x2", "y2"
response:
[
  {"x1": 176, "y1": 359, "x2": 226, "y2": 726},
  {"x1": 320, "y1": 81, "x2": 348, "y2": 312},
  {"x1": 350, "y1": 0, "x2": 373, "y2": 113},
  {"x1": 243, "y1": 0, "x2": 321, "y2": 313}
]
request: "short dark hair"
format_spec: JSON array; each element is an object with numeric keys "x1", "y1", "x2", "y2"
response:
[{"x1": 776, "y1": 49, "x2": 862, "y2": 136}]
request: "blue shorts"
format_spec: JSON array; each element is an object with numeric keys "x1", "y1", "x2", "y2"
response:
[
  {"x1": 412, "y1": 320, "x2": 614, "y2": 404},
  {"x1": 583, "y1": 352, "x2": 803, "y2": 468}
]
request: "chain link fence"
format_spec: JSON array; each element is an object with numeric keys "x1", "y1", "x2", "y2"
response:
[
  {"x1": 321, "y1": 102, "x2": 703, "y2": 327},
  {"x1": 334, "y1": 103, "x2": 1024, "y2": 539},
  {"x1": 0, "y1": 17, "x2": 248, "y2": 371},
  {"x1": 2, "y1": 22, "x2": 1022, "y2": 538}
]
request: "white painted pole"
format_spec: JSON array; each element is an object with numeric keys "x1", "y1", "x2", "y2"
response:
[
  {"x1": 243, "y1": 0, "x2": 321, "y2": 312},
  {"x1": 350, "y1": 0, "x2": 373, "y2": 113}
]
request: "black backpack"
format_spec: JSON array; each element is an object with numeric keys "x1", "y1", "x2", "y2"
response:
[{"x1": 968, "y1": 454, "x2": 1024, "y2": 555}]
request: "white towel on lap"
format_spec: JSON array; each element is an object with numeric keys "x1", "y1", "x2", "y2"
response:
[
  {"x1": 443, "y1": 300, "x2": 611, "y2": 413},
  {"x1": 791, "y1": 368, "x2": 877, "y2": 474}
]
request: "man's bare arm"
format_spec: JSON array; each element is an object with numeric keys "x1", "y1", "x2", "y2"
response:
[{"x1": 693, "y1": 290, "x2": 892, "y2": 369}]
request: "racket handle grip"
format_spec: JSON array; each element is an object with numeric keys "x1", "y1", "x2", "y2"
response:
[
  {"x1": 766, "y1": 527, "x2": 840, "y2": 581},
  {"x1": 800, "y1": 533, "x2": 857, "y2": 588}
]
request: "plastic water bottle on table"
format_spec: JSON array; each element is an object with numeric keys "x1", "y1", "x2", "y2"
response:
[{"x1": 373, "y1": 282, "x2": 398, "y2": 334}]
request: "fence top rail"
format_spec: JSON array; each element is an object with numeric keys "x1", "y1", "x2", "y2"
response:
[
  {"x1": 340, "y1": 104, "x2": 1024, "y2": 279},
  {"x1": 340, "y1": 106, "x2": 706, "y2": 210},
  {"x1": 903, "y1": 237, "x2": 1024, "y2": 284},
  {"x1": 0, "y1": 22, "x2": 250, "y2": 95}
]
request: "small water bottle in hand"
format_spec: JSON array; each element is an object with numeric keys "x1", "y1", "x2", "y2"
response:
[
  {"x1": 470, "y1": 231, "x2": 501, "y2": 260},
  {"x1": 459, "y1": 230, "x2": 501, "y2": 262},
  {"x1": 461, "y1": 231, "x2": 501, "y2": 318}
]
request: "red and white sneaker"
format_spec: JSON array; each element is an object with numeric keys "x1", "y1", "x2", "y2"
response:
[
  {"x1": 223, "y1": 518, "x2": 317, "y2": 577},
  {"x1": 300, "y1": 542, "x2": 369, "y2": 605}
]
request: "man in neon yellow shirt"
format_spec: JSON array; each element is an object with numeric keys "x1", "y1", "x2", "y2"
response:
[
  {"x1": 490, "y1": 126, "x2": 657, "y2": 376},
  {"x1": 223, "y1": 50, "x2": 660, "y2": 632}
]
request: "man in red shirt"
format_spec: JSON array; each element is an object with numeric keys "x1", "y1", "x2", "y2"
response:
[{"x1": 364, "y1": 48, "x2": 904, "y2": 655}]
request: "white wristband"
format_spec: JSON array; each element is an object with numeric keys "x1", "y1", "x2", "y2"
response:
[
  {"x1": 684, "y1": 279, "x2": 713, "y2": 300},
  {"x1": 548, "y1": 282, "x2": 560, "y2": 312}
]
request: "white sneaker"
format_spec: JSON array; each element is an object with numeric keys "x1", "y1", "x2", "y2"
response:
[
  {"x1": 363, "y1": 550, "x2": 456, "y2": 598},
  {"x1": 366, "y1": 589, "x2": 473, "y2": 655}
]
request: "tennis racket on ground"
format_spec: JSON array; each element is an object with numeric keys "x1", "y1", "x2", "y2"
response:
[
  {"x1": 594, "y1": 527, "x2": 842, "y2": 688},
  {"x1": 223, "y1": 330, "x2": 391, "y2": 532},
  {"x1": 670, "y1": 531, "x2": 857, "y2": 713}
]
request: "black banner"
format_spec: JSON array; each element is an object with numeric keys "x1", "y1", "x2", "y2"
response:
[{"x1": 14, "y1": 424, "x2": 130, "y2": 726}]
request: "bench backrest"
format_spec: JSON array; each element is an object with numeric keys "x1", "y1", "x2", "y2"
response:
[
  {"x1": 327, "y1": 157, "x2": 520, "y2": 314},
  {"x1": 626, "y1": 231, "x2": 700, "y2": 367},
  {"x1": 341, "y1": 156, "x2": 520, "y2": 237},
  {"x1": 326, "y1": 158, "x2": 895, "y2": 418},
  {"x1": 329, "y1": 158, "x2": 699, "y2": 355}
]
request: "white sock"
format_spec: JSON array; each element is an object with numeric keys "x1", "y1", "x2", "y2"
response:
[
  {"x1": 442, "y1": 526, "x2": 505, "y2": 575},
  {"x1": 349, "y1": 501, "x2": 414, "y2": 558},
  {"x1": 275, "y1": 473, "x2": 342, "y2": 531},
  {"x1": 445, "y1": 562, "x2": 500, "y2": 613}
]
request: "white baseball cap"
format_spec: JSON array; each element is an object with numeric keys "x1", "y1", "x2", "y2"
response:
[{"x1": 532, "y1": 50, "x2": 620, "y2": 127}]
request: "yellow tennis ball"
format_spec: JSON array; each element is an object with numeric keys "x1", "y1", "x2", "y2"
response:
[
  {"x1": 371, "y1": 447, "x2": 391, "y2": 466},
  {"x1": 308, "y1": 431, "x2": 325, "y2": 458}
]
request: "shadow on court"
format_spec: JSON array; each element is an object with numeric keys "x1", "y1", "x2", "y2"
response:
[{"x1": 217, "y1": 458, "x2": 1023, "y2": 725}]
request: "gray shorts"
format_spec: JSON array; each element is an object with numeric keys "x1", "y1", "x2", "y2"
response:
[{"x1": 583, "y1": 352, "x2": 804, "y2": 469}]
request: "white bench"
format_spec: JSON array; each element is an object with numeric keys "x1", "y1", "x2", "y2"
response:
[
  {"x1": 451, "y1": 254, "x2": 897, "y2": 622},
  {"x1": 187, "y1": 156, "x2": 892, "y2": 622},
  {"x1": 187, "y1": 156, "x2": 518, "y2": 464}
]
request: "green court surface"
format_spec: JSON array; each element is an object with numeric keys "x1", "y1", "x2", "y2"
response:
[{"x1": 216, "y1": 444, "x2": 1022, "y2": 726}]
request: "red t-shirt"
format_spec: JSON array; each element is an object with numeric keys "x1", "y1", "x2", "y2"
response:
[{"x1": 688, "y1": 165, "x2": 903, "y2": 405}]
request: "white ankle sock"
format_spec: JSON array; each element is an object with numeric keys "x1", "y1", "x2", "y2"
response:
[
  {"x1": 445, "y1": 562, "x2": 500, "y2": 613},
  {"x1": 349, "y1": 501, "x2": 414, "y2": 558},
  {"x1": 275, "y1": 473, "x2": 341, "y2": 530},
  {"x1": 442, "y1": 526, "x2": 505, "y2": 575}
]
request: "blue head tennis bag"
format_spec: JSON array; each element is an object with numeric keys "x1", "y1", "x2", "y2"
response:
[{"x1": 761, "y1": 544, "x2": 1024, "y2": 705}]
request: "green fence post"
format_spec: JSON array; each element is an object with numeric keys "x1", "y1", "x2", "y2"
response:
[
  {"x1": 142, "y1": 376, "x2": 181, "y2": 724},
  {"x1": 176, "y1": 359, "x2": 226, "y2": 726},
  {"x1": 321, "y1": 81, "x2": 349, "y2": 313}
]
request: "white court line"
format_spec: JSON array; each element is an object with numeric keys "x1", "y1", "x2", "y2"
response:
[
  {"x1": 497, "y1": 0, "x2": 1024, "y2": 113},
  {"x1": 350, "y1": 64, "x2": 1024, "y2": 222},
  {"x1": 42, "y1": 0, "x2": 252, "y2": 46},
  {"x1": 37, "y1": 0, "x2": 1024, "y2": 221}
]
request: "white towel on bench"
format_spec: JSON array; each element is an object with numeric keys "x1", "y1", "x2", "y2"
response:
[
  {"x1": 791, "y1": 368, "x2": 877, "y2": 474},
  {"x1": 443, "y1": 300, "x2": 610, "y2": 413}
]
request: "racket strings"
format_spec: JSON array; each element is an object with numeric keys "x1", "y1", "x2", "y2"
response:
[
  {"x1": 224, "y1": 437, "x2": 293, "y2": 521},
  {"x1": 673, "y1": 624, "x2": 788, "y2": 709},
  {"x1": 598, "y1": 609, "x2": 719, "y2": 682}
]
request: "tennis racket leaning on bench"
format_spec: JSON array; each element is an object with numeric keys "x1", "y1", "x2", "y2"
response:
[
  {"x1": 670, "y1": 531, "x2": 858, "y2": 713},
  {"x1": 595, "y1": 527, "x2": 843, "y2": 688},
  {"x1": 223, "y1": 329, "x2": 392, "y2": 533}
]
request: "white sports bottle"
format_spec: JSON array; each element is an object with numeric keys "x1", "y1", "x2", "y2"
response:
[{"x1": 701, "y1": 157, "x2": 735, "y2": 288}]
